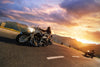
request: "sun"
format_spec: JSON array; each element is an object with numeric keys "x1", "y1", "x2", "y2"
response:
[{"x1": 76, "y1": 39, "x2": 99, "y2": 44}]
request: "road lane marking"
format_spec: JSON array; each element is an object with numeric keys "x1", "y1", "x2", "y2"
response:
[
  {"x1": 47, "y1": 56, "x2": 64, "y2": 60},
  {"x1": 72, "y1": 56, "x2": 80, "y2": 58}
]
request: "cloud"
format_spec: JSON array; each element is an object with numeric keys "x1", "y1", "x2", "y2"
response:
[
  {"x1": 0, "y1": 3, "x2": 78, "y2": 27},
  {"x1": 1, "y1": 0, "x2": 14, "y2": 4},
  {"x1": 60, "y1": 0, "x2": 100, "y2": 17},
  {"x1": 0, "y1": 0, "x2": 79, "y2": 27}
]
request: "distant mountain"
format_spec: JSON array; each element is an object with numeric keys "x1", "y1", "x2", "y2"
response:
[
  {"x1": 52, "y1": 34, "x2": 97, "y2": 49},
  {"x1": 0, "y1": 21, "x2": 28, "y2": 32}
]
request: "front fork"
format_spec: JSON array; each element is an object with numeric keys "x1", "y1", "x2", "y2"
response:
[{"x1": 30, "y1": 33, "x2": 38, "y2": 46}]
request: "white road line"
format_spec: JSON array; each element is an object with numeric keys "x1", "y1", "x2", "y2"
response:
[
  {"x1": 72, "y1": 56, "x2": 80, "y2": 58},
  {"x1": 47, "y1": 56, "x2": 64, "y2": 60}
]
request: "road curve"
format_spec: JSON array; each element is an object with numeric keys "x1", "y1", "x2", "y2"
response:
[{"x1": 0, "y1": 28, "x2": 100, "y2": 67}]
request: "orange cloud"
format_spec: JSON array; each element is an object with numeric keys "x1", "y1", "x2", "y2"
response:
[{"x1": 2, "y1": 0, "x2": 14, "y2": 4}]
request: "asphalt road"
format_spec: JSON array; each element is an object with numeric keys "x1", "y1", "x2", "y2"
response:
[{"x1": 0, "y1": 28, "x2": 100, "y2": 67}]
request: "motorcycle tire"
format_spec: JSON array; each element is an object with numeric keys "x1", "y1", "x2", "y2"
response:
[{"x1": 16, "y1": 34, "x2": 30, "y2": 44}]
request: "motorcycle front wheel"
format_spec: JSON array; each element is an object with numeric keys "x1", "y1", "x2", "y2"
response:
[{"x1": 16, "y1": 34, "x2": 30, "y2": 44}]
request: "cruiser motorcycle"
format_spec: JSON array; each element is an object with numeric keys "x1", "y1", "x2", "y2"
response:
[
  {"x1": 16, "y1": 27, "x2": 52, "y2": 47},
  {"x1": 84, "y1": 50, "x2": 95, "y2": 59}
]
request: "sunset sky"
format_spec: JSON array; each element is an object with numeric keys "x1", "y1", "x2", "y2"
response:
[{"x1": 0, "y1": 0, "x2": 100, "y2": 44}]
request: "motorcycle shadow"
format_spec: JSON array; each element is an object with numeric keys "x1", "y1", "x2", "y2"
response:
[
  {"x1": 0, "y1": 36, "x2": 17, "y2": 45},
  {"x1": 16, "y1": 42, "x2": 48, "y2": 47},
  {"x1": 16, "y1": 43, "x2": 37, "y2": 47},
  {"x1": 0, "y1": 36, "x2": 46, "y2": 47},
  {"x1": 82, "y1": 54, "x2": 91, "y2": 58}
]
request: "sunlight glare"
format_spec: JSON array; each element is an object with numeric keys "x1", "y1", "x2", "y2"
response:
[{"x1": 76, "y1": 39, "x2": 99, "y2": 44}]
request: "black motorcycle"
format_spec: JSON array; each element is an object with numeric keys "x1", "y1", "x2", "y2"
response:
[
  {"x1": 84, "y1": 50, "x2": 95, "y2": 59},
  {"x1": 16, "y1": 27, "x2": 52, "y2": 47}
]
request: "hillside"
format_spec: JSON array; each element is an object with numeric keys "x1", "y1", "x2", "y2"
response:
[
  {"x1": 0, "y1": 21, "x2": 28, "y2": 32},
  {"x1": 52, "y1": 34, "x2": 97, "y2": 49},
  {"x1": 52, "y1": 34, "x2": 83, "y2": 48}
]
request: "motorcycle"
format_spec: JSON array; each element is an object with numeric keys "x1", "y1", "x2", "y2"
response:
[
  {"x1": 84, "y1": 50, "x2": 95, "y2": 59},
  {"x1": 16, "y1": 27, "x2": 52, "y2": 47},
  {"x1": 39, "y1": 32, "x2": 52, "y2": 46}
]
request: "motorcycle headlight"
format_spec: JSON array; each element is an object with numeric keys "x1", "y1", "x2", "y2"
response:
[
  {"x1": 87, "y1": 50, "x2": 90, "y2": 52},
  {"x1": 28, "y1": 27, "x2": 35, "y2": 33}
]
